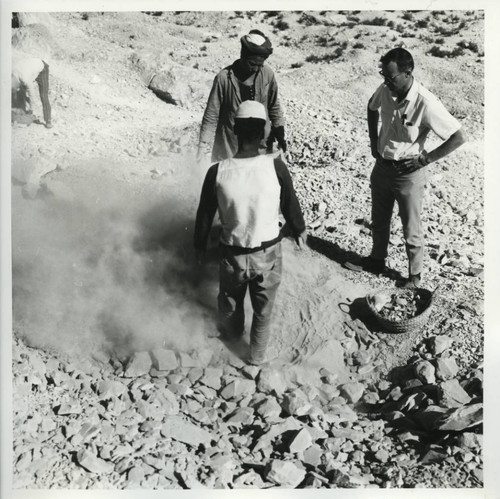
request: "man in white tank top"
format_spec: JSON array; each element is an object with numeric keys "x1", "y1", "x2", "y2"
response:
[{"x1": 194, "y1": 101, "x2": 306, "y2": 365}]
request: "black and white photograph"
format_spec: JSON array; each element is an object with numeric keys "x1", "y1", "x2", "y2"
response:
[{"x1": 1, "y1": 1, "x2": 498, "y2": 497}]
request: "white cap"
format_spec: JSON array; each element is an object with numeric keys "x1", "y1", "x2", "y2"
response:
[
  {"x1": 235, "y1": 100, "x2": 266, "y2": 121},
  {"x1": 246, "y1": 33, "x2": 266, "y2": 46}
]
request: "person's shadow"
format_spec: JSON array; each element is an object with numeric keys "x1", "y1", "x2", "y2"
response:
[{"x1": 306, "y1": 233, "x2": 404, "y2": 282}]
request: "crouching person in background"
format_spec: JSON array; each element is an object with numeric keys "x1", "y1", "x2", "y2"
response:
[
  {"x1": 194, "y1": 101, "x2": 306, "y2": 365},
  {"x1": 12, "y1": 52, "x2": 53, "y2": 128}
]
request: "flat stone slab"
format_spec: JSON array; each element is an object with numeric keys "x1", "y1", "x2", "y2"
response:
[
  {"x1": 430, "y1": 335, "x2": 454, "y2": 356},
  {"x1": 437, "y1": 403, "x2": 483, "y2": 431},
  {"x1": 200, "y1": 368, "x2": 223, "y2": 390},
  {"x1": 123, "y1": 352, "x2": 152, "y2": 377},
  {"x1": 76, "y1": 449, "x2": 114, "y2": 474},
  {"x1": 160, "y1": 417, "x2": 212, "y2": 447},
  {"x1": 289, "y1": 427, "x2": 313, "y2": 453},
  {"x1": 220, "y1": 379, "x2": 256, "y2": 400},
  {"x1": 150, "y1": 349, "x2": 178, "y2": 371},
  {"x1": 438, "y1": 379, "x2": 472, "y2": 408},
  {"x1": 225, "y1": 407, "x2": 254, "y2": 426},
  {"x1": 435, "y1": 357, "x2": 460, "y2": 380},
  {"x1": 97, "y1": 380, "x2": 128, "y2": 400}
]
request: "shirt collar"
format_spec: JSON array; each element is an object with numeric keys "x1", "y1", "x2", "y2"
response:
[{"x1": 403, "y1": 78, "x2": 419, "y2": 104}]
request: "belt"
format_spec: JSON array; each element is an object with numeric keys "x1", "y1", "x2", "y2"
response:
[
  {"x1": 378, "y1": 157, "x2": 407, "y2": 168},
  {"x1": 221, "y1": 238, "x2": 280, "y2": 255}
]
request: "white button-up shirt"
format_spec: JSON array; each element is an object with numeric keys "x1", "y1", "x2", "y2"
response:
[{"x1": 369, "y1": 79, "x2": 461, "y2": 161}]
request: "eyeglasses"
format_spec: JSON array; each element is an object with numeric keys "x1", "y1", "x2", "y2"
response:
[{"x1": 379, "y1": 70, "x2": 405, "y2": 83}]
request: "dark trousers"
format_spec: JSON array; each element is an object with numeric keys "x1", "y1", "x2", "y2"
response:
[
  {"x1": 35, "y1": 61, "x2": 51, "y2": 123},
  {"x1": 370, "y1": 159, "x2": 427, "y2": 276},
  {"x1": 218, "y1": 242, "x2": 282, "y2": 362}
]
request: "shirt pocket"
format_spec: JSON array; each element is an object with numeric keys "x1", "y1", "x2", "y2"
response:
[{"x1": 401, "y1": 123, "x2": 420, "y2": 143}]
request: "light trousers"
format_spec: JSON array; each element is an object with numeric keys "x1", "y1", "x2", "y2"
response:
[{"x1": 218, "y1": 242, "x2": 282, "y2": 362}]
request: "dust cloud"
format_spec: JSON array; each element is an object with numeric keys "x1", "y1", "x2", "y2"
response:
[{"x1": 11, "y1": 162, "x2": 218, "y2": 358}]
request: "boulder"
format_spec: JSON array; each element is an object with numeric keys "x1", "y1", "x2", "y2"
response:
[
  {"x1": 233, "y1": 470, "x2": 265, "y2": 488},
  {"x1": 421, "y1": 445, "x2": 448, "y2": 464},
  {"x1": 430, "y1": 335, "x2": 454, "y2": 356},
  {"x1": 414, "y1": 360, "x2": 436, "y2": 384},
  {"x1": 225, "y1": 407, "x2": 255, "y2": 426},
  {"x1": 339, "y1": 381, "x2": 365, "y2": 403},
  {"x1": 282, "y1": 389, "x2": 312, "y2": 417},
  {"x1": 289, "y1": 427, "x2": 313, "y2": 453},
  {"x1": 257, "y1": 367, "x2": 287, "y2": 395},
  {"x1": 97, "y1": 380, "x2": 127, "y2": 400},
  {"x1": 265, "y1": 460, "x2": 306, "y2": 488},
  {"x1": 302, "y1": 444, "x2": 323, "y2": 467},
  {"x1": 457, "y1": 432, "x2": 482, "y2": 450},
  {"x1": 255, "y1": 397, "x2": 282, "y2": 421},
  {"x1": 157, "y1": 389, "x2": 180, "y2": 415},
  {"x1": 129, "y1": 50, "x2": 212, "y2": 109},
  {"x1": 150, "y1": 349, "x2": 178, "y2": 371},
  {"x1": 435, "y1": 357, "x2": 460, "y2": 380},
  {"x1": 324, "y1": 403, "x2": 358, "y2": 423},
  {"x1": 437, "y1": 403, "x2": 483, "y2": 431},
  {"x1": 179, "y1": 352, "x2": 199, "y2": 368},
  {"x1": 252, "y1": 417, "x2": 302, "y2": 453},
  {"x1": 438, "y1": 379, "x2": 472, "y2": 408}
]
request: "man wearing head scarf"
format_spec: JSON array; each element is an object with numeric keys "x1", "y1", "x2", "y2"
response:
[{"x1": 197, "y1": 29, "x2": 286, "y2": 165}]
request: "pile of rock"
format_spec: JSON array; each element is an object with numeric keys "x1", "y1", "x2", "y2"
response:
[
  {"x1": 12, "y1": 320, "x2": 482, "y2": 489},
  {"x1": 370, "y1": 333, "x2": 483, "y2": 484}
]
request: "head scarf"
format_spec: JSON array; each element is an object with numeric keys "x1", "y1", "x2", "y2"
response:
[{"x1": 240, "y1": 29, "x2": 273, "y2": 58}]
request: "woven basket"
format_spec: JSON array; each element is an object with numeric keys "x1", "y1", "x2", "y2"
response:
[{"x1": 366, "y1": 287, "x2": 435, "y2": 334}]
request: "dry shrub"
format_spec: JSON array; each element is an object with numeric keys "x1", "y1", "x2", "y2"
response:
[
  {"x1": 362, "y1": 17, "x2": 387, "y2": 26},
  {"x1": 428, "y1": 45, "x2": 465, "y2": 58}
]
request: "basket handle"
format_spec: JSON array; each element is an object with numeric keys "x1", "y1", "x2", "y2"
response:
[{"x1": 338, "y1": 302, "x2": 351, "y2": 314}]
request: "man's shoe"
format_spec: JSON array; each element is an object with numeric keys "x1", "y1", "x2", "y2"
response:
[
  {"x1": 246, "y1": 349, "x2": 268, "y2": 366},
  {"x1": 344, "y1": 256, "x2": 386, "y2": 275},
  {"x1": 399, "y1": 274, "x2": 422, "y2": 288}
]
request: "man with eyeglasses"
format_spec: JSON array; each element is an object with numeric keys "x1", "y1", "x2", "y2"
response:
[
  {"x1": 345, "y1": 47, "x2": 466, "y2": 287},
  {"x1": 197, "y1": 29, "x2": 286, "y2": 166}
]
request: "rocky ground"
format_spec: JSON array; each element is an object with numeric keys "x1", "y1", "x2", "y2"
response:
[{"x1": 9, "y1": 10, "x2": 484, "y2": 490}]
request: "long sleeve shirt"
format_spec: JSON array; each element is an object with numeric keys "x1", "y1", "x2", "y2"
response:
[
  {"x1": 194, "y1": 154, "x2": 305, "y2": 251},
  {"x1": 199, "y1": 61, "x2": 285, "y2": 163}
]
